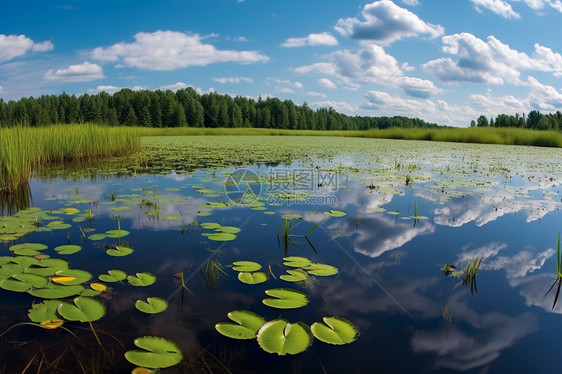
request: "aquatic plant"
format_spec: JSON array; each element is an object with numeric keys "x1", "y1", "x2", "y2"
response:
[
  {"x1": 256, "y1": 320, "x2": 313, "y2": 356},
  {"x1": 124, "y1": 336, "x2": 183, "y2": 369},
  {"x1": 462, "y1": 257, "x2": 482, "y2": 295},
  {"x1": 546, "y1": 233, "x2": 562, "y2": 309},
  {"x1": 215, "y1": 310, "x2": 266, "y2": 340},
  {"x1": 310, "y1": 317, "x2": 359, "y2": 345}
]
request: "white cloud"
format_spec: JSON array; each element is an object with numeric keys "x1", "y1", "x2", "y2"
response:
[
  {"x1": 91, "y1": 30, "x2": 269, "y2": 70},
  {"x1": 424, "y1": 33, "x2": 562, "y2": 85},
  {"x1": 469, "y1": 0, "x2": 520, "y2": 18},
  {"x1": 396, "y1": 76, "x2": 443, "y2": 98},
  {"x1": 0, "y1": 86, "x2": 3, "y2": 93},
  {"x1": 306, "y1": 91, "x2": 327, "y2": 98},
  {"x1": 335, "y1": 0, "x2": 444, "y2": 45},
  {"x1": 158, "y1": 81, "x2": 189, "y2": 91},
  {"x1": 309, "y1": 100, "x2": 357, "y2": 113},
  {"x1": 44, "y1": 61, "x2": 104, "y2": 82},
  {"x1": 402, "y1": 0, "x2": 420, "y2": 5},
  {"x1": 212, "y1": 76, "x2": 253, "y2": 84},
  {"x1": 233, "y1": 36, "x2": 248, "y2": 42},
  {"x1": 295, "y1": 44, "x2": 407, "y2": 87},
  {"x1": 87, "y1": 85, "x2": 146, "y2": 94},
  {"x1": 0, "y1": 34, "x2": 53, "y2": 63},
  {"x1": 318, "y1": 78, "x2": 337, "y2": 89},
  {"x1": 281, "y1": 32, "x2": 339, "y2": 47},
  {"x1": 511, "y1": 0, "x2": 562, "y2": 13}
]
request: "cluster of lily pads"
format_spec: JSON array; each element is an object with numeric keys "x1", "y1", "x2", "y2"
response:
[
  {"x1": 216, "y1": 257, "x2": 358, "y2": 355},
  {"x1": 0, "y1": 238, "x2": 184, "y2": 371}
]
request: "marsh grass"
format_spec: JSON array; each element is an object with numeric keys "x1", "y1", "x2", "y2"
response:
[
  {"x1": 546, "y1": 233, "x2": 562, "y2": 309},
  {"x1": 0, "y1": 124, "x2": 140, "y2": 193},
  {"x1": 137, "y1": 126, "x2": 562, "y2": 148}
]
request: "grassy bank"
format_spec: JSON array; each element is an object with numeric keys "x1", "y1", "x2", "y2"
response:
[
  {"x1": 137, "y1": 126, "x2": 562, "y2": 147},
  {"x1": 0, "y1": 124, "x2": 140, "y2": 192}
]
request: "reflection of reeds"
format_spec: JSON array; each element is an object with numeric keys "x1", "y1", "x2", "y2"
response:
[
  {"x1": 441, "y1": 297, "x2": 455, "y2": 323},
  {"x1": 546, "y1": 233, "x2": 562, "y2": 309}
]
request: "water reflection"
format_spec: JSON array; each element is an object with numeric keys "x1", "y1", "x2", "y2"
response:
[{"x1": 0, "y1": 182, "x2": 32, "y2": 215}]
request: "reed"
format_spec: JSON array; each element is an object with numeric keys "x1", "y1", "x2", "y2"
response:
[{"x1": 0, "y1": 124, "x2": 140, "y2": 193}]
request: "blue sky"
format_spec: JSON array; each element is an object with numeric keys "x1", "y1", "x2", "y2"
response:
[{"x1": 1, "y1": 0, "x2": 562, "y2": 126}]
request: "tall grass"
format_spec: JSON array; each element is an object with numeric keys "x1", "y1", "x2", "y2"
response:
[
  {"x1": 0, "y1": 124, "x2": 140, "y2": 193},
  {"x1": 135, "y1": 126, "x2": 562, "y2": 147}
]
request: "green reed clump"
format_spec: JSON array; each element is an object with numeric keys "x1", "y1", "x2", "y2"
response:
[{"x1": 0, "y1": 124, "x2": 140, "y2": 192}]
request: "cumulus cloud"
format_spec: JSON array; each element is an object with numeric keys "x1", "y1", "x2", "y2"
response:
[
  {"x1": 309, "y1": 100, "x2": 357, "y2": 113},
  {"x1": 281, "y1": 32, "x2": 339, "y2": 47},
  {"x1": 424, "y1": 33, "x2": 562, "y2": 85},
  {"x1": 0, "y1": 34, "x2": 53, "y2": 63},
  {"x1": 44, "y1": 61, "x2": 104, "y2": 82},
  {"x1": 396, "y1": 76, "x2": 443, "y2": 98},
  {"x1": 87, "y1": 85, "x2": 146, "y2": 94},
  {"x1": 212, "y1": 76, "x2": 253, "y2": 84},
  {"x1": 511, "y1": 0, "x2": 562, "y2": 12},
  {"x1": 469, "y1": 0, "x2": 520, "y2": 18},
  {"x1": 402, "y1": 0, "x2": 420, "y2": 5},
  {"x1": 335, "y1": 0, "x2": 444, "y2": 44},
  {"x1": 295, "y1": 44, "x2": 407, "y2": 87},
  {"x1": 91, "y1": 30, "x2": 269, "y2": 70},
  {"x1": 158, "y1": 81, "x2": 190, "y2": 91},
  {"x1": 318, "y1": 78, "x2": 337, "y2": 89},
  {"x1": 307, "y1": 91, "x2": 327, "y2": 98}
]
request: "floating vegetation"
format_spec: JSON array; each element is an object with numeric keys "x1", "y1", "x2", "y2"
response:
[
  {"x1": 232, "y1": 261, "x2": 262, "y2": 272},
  {"x1": 57, "y1": 296, "x2": 106, "y2": 322},
  {"x1": 106, "y1": 245, "x2": 134, "y2": 257},
  {"x1": 127, "y1": 272, "x2": 157, "y2": 287},
  {"x1": 215, "y1": 310, "x2": 266, "y2": 340},
  {"x1": 98, "y1": 269, "x2": 127, "y2": 282},
  {"x1": 324, "y1": 210, "x2": 347, "y2": 217},
  {"x1": 238, "y1": 271, "x2": 268, "y2": 285},
  {"x1": 257, "y1": 320, "x2": 313, "y2": 356},
  {"x1": 124, "y1": 336, "x2": 183, "y2": 369},
  {"x1": 310, "y1": 317, "x2": 359, "y2": 345},
  {"x1": 54, "y1": 244, "x2": 82, "y2": 255},
  {"x1": 135, "y1": 297, "x2": 168, "y2": 314},
  {"x1": 546, "y1": 233, "x2": 562, "y2": 309},
  {"x1": 262, "y1": 288, "x2": 309, "y2": 309}
]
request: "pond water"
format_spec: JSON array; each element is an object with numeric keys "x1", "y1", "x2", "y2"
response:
[{"x1": 1, "y1": 136, "x2": 562, "y2": 373}]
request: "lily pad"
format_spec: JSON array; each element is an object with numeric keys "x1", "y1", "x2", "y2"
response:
[
  {"x1": 135, "y1": 297, "x2": 168, "y2": 314},
  {"x1": 200, "y1": 222, "x2": 221, "y2": 230},
  {"x1": 99, "y1": 269, "x2": 127, "y2": 282},
  {"x1": 106, "y1": 246, "x2": 134, "y2": 257},
  {"x1": 304, "y1": 263, "x2": 339, "y2": 276},
  {"x1": 0, "y1": 277, "x2": 33, "y2": 292},
  {"x1": 128, "y1": 272, "x2": 156, "y2": 287},
  {"x1": 262, "y1": 288, "x2": 309, "y2": 309},
  {"x1": 28, "y1": 300, "x2": 63, "y2": 323},
  {"x1": 54, "y1": 245, "x2": 82, "y2": 255},
  {"x1": 26, "y1": 258, "x2": 69, "y2": 276},
  {"x1": 90, "y1": 283, "x2": 107, "y2": 292},
  {"x1": 88, "y1": 233, "x2": 107, "y2": 241},
  {"x1": 9, "y1": 243, "x2": 47, "y2": 256},
  {"x1": 105, "y1": 229, "x2": 130, "y2": 238},
  {"x1": 124, "y1": 336, "x2": 183, "y2": 369},
  {"x1": 238, "y1": 272, "x2": 268, "y2": 285},
  {"x1": 29, "y1": 284, "x2": 85, "y2": 299},
  {"x1": 232, "y1": 261, "x2": 262, "y2": 272},
  {"x1": 324, "y1": 210, "x2": 346, "y2": 217},
  {"x1": 46, "y1": 221, "x2": 72, "y2": 230},
  {"x1": 280, "y1": 269, "x2": 308, "y2": 282},
  {"x1": 281, "y1": 214, "x2": 302, "y2": 220},
  {"x1": 203, "y1": 202, "x2": 228, "y2": 208},
  {"x1": 256, "y1": 320, "x2": 313, "y2": 356},
  {"x1": 207, "y1": 232, "x2": 237, "y2": 241},
  {"x1": 283, "y1": 256, "x2": 312, "y2": 268},
  {"x1": 53, "y1": 269, "x2": 92, "y2": 285},
  {"x1": 215, "y1": 310, "x2": 266, "y2": 340},
  {"x1": 215, "y1": 226, "x2": 241, "y2": 234},
  {"x1": 40, "y1": 319, "x2": 64, "y2": 329},
  {"x1": 58, "y1": 296, "x2": 106, "y2": 322},
  {"x1": 310, "y1": 317, "x2": 359, "y2": 345}
]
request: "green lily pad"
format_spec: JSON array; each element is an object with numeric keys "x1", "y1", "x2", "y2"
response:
[
  {"x1": 46, "y1": 221, "x2": 72, "y2": 230},
  {"x1": 256, "y1": 320, "x2": 313, "y2": 356},
  {"x1": 88, "y1": 233, "x2": 107, "y2": 241},
  {"x1": 54, "y1": 245, "x2": 82, "y2": 255},
  {"x1": 232, "y1": 261, "x2": 262, "y2": 272},
  {"x1": 203, "y1": 202, "x2": 228, "y2": 208},
  {"x1": 280, "y1": 269, "x2": 308, "y2": 282},
  {"x1": 111, "y1": 206, "x2": 131, "y2": 212},
  {"x1": 282, "y1": 256, "x2": 312, "y2": 268},
  {"x1": 207, "y1": 232, "x2": 237, "y2": 241},
  {"x1": 57, "y1": 296, "x2": 106, "y2": 322},
  {"x1": 128, "y1": 272, "x2": 156, "y2": 287},
  {"x1": 29, "y1": 284, "x2": 85, "y2": 299},
  {"x1": 304, "y1": 263, "x2": 339, "y2": 276},
  {"x1": 324, "y1": 210, "x2": 346, "y2": 217},
  {"x1": 106, "y1": 246, "x2": 134, "y2": 257},
  {"x1": 0, "y1": 277, "x2": 33, "y2": 292},
  {"x1": 215, "y1": 310, "x2": 266, "y2": 340},
  {"x1": 135, "y1": 297, "x2": 168, "y2": 314},
  {"x1": 13, "y1": 273, "x2": 49, "y2": 288},
  {"x1": 262, "y1": 288, "x2": 309, "y2": 309},
  {"x1": 99, "y1": 269, "x2": 128, "y2": 282},
  {"x1": 9, "y1": 243, "x2": 47, "y2": 256},
  {"x1": 215, "y1": 226, "x2": 241, "y2": 234},
  {"x1": 281, "y1": 214, "x2": 302, "y2": 220},
  {"x1": 28, "y1": 300, "x2": 63, "y2": 323},
  {"x1": 200, "y1": 222, "x2": 221, "y2": 230},
  {"x1": 53, "y1": 269, "x2": 92, "y2": 285},
  {"x1": 105, "y1": 229, "x2": 130, "y2": 238},
  {"x1": 238, "y1": 272, "x2": 268, "y2": 285},
  {"x1": 310, "y1": 317, "x2": 359, "y2": 345},
  {"x1": 125, "y1": 336, "x2": 183, "y2": 369},
  {"x1": 26, "y1": 258, "x2": 69, "y2": 276}
]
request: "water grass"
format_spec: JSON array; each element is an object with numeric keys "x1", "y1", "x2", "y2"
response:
[
  {"x1": 135, "y1": 126, "x2": 562, "y2": 148},
  {"x1": 546, "y1": 233, "x2": 562, "y2": 309},
  {"x1": 0, "y1": 124, "x2": 140, "y2": 193}
]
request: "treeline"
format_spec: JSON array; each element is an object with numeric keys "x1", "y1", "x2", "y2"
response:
[
  {"x1": 0, "y1": 88, "x2": 438, "y2": 130},
  {"x1": 472, "y1": 110, "x2": 562, "y2": 131}
]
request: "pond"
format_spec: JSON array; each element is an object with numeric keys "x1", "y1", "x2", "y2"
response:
[{"x1": 1, "y1": 136, "x2": 562, "y2": 373}]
